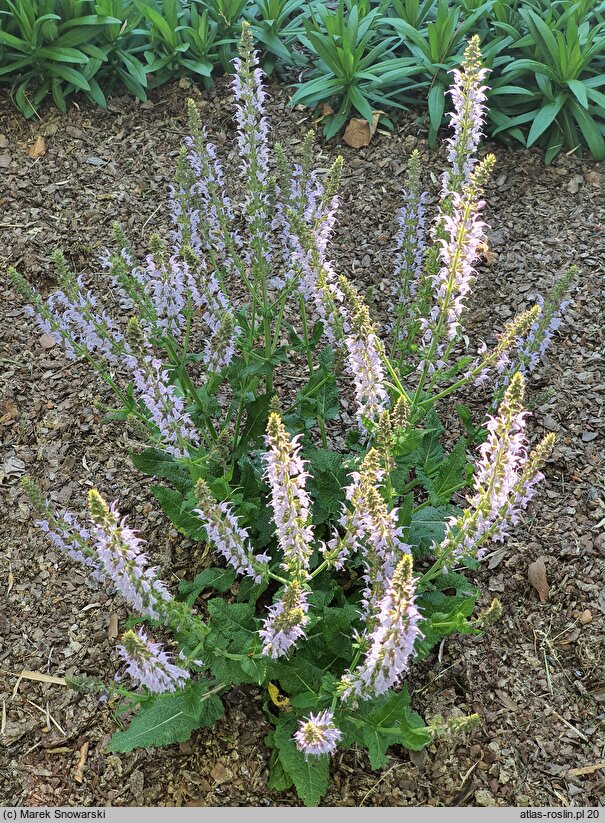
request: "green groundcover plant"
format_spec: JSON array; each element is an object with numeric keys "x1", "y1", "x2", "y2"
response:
[
  {"x1": 1, "y1": 0, "x2": 605, "y2": 161},
  {"x1": 12, "y1": 28, "x2": 574, "y2": 806}
]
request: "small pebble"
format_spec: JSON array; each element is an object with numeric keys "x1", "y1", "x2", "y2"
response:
[{"x1": 579, "y1": 609, "x2": 592, "y2": 624}]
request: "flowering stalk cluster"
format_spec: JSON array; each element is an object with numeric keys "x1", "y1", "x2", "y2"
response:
[
  {"x1": 340, "y1": 554, "x2": 422, "y2": 700},
  {"x1": 421, "y1": 154, "x2": 496, "y2": 373},
  {"x1": 13, "y1": 252, "x2": 127, "y2": 365},
  {"x1": 117, "y1": 628, "x2": 190, "y2": 694},
  {"x1": 391, "y1": 149, "x2": 429, "y2": 348},
  {"x1": 443, "y1": 35, "x2": 490, "y2": 195},
  {"x1": 87, "y1": 490, "x2": 173, "y2": 619},
  {"x1": 439, "y1": 372, "x2": 555, "y2": 565},
  {"x1": 339, "y1": 276, "x2": 389, "y2": 433},
  {"x1": 194, "y1": 478, "x2": 270, "y2": 583},
  {"x1": 16, "y1": 28, "x2": 565, "y2": 785},
  {"x1": 260, "y1": 412, "x2": 314, "y2": 658}
]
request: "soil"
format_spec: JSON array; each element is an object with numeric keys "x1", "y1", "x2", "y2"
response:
[{"x1": 1, "y1": 74, "x2": 604, "y2": 808}]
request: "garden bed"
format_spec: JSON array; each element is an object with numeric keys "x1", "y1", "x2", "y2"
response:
[{"x1": 1, "y1": 75, "x2": 604, "y2": 807}]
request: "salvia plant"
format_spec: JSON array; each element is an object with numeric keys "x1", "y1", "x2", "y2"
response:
[{"x1": 12, "y1": 28, "x2": 574, "y2": 806}]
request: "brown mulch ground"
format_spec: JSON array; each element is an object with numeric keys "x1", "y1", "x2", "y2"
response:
[{"x1": 1, "y1": 75, "x2": 604, "y2": 808}]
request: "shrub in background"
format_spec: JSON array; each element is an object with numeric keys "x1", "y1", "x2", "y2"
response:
[{"x1": 12, "y1": 28, "x2": 574, "y2": 806}]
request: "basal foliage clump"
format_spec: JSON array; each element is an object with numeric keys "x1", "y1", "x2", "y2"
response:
[{"x1": 12, "y1": 27, "x2": 574, "y2": 806}]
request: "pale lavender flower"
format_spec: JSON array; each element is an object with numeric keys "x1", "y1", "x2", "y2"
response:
[
  {"x1": 391, "y1": 150, "x2": 428, "y2": 333},
  {"x1": 231, "y1": 26, "x2": 271, "y2": 267},
  {"x1": 294, "y1": 710, "x2": 342, "y2": 758},
  {"x1": 419, "y1": 155, "x2": 495, "y2": 373},
  {"x1": 182, "y1": 136, "x2": 237, "y2": 264},
  {"x1": 194, "y1": 479, "x2": 270, "y2": 583},
  {"x1": 339, "y1": 277, "x2": 389, "y2": 433},
  {"x1": 271, "y1": 165, "x2": 328, "y2": 288},
  {"x1": 433, "y1": 184, "x2": 489, "y2": 342},
  {"x1": 443, "y1": 35, "x2": 490, "y2": 193},
  {"x1": 27, "y1": 275, "x2": 126, "y2": 364},
  {"x1": 392, "y1": 189, "x2": 428, "y2": 310},
  {"x1": 88, "y1": 491, "x2": 172, "y2": 620},
  {"x1": 132, "y1": 356, "x2": 199, "y2": 459},
  {"x1": 440, "y1": 373, "x2": 554, "y2": 562},
  {"x1": 518, "y1": 294, "x2": 571, "y2": 375},
  {"x1": 464, "y1": 306, "x2": 541, "y2": 388},
  {"x1": 340, "y1": 555, "x2": 422, "y2": 700},
  {"x1": 36, "y1": 512, "x2": 104, "y2": 581},
  {"x1": 263, "y1": 412, "x2": 314, "y2": 576},
  {"x1": 324, "y1": 449, "x2": 411, "y2": 620},
  {"x1": 259, "y1": 582, "x2": 309, "y2": 659},
  {"x1": 117, "y1": 628, "x2": 190, "y2": 693},
  {"x1": 127, "y1": 246, "x2": 204, "y2": 340},
  {"x1": 291, "y1": 225, "x2": 344, "y2": 346},
  {"x1": 324, "y1": 449, "x2": 385, "y2": 570}
]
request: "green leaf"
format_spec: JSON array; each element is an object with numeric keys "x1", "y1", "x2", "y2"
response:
[
  {"x1": 150, "y1": 485, "x2": 205, "y2": 540},
  {"x1": 140, "y1": 1, "x2": 177, "y2": 45},
  {"x1": 413, "y1": 408, "x2": 444, "y2": 476},
  {"x1": 178, "y1": 567, "x2": 236, "y2": 605},
  {"x1": 305, "y1": 447, "x2": 350, "y2": 525},
  {"x1": 131, "y1": 448, "x2": 192, "y2": 494},
  {"x1": 502, "y1": 58, "x2": 558, "y2": 82},
  {"x1": 106, "y1": 681, "x2": 224, "y2": 752},
  {"x1": 204, "y1": 600, "x2": 263, "y2": 685},
  {"x1": 86, "y1": 78, "x2": 107, "y2": 107},
  {"x1": 48, "y1": 64, "x2": 91, "y2": 91},
  {"x1": 274, "y1": 655, "x2": 324, "y2": 696},
  {"x1": 427, "y1": 82, "x2": 446, "y2": 146},
  {"x1": 207, "y1": 599, "x2": 256, "y2": 647},
  {"x1": 294, "y1": 346, "x2": 340, "y2": 429},
  {"x1": 289, "y1": 691, "x2": 319, "y2": 710},
  {"x1": 180, "y1": 58, "x2": 213, "y2": 77},
  {"x1": 235, "y1": 393, "x2": 272, "y2": 456},
  {"x1": 570, "y1": 100, "x2": 605, "y2": 159},
  {"x1": 36, "y1": 46, "x2": 89, "y2": 64},
  {"x1": 266, "y1": 742, "x2": 295, "y2": 791},
  {"x1": 319, "y1": 605, "x2": 357, "y2": 659},
  {"x1": 567, "y1": 78, "x2": 588, "y2": 109},
  {"x1": 348, "y1": 84, "x2": 374, "y2": 122},
  {"x1": 342, "y1": 688, "x2": 430, "y2": 769},
  {"x1": 526, "y1": 96, "x2": 565, "y2": 147},
  {"x1": 407, "y1": 505, "x2": 451, "y2": 555},
  {"x1": 273, "y1": 717, "x2": 330, "y2": 807},
  {"x1": 418, "y1": 437, "x2": 469, "y2": 505}
]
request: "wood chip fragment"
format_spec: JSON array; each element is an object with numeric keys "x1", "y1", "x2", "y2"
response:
[
  {"x1": 108, "y1": 612, "x2": 119, "y2": 640},
  {"x1": 528, "y1": 557, "x2": 549, "y2": 602},
  {"x1": 18, "y1": 670, "x2": 67, "y2": 686},
  {"x1": 495, "y1": 689, "x2": 519, "y2": 711},
  {"x1": 74, "y1": 741, "x2": 89, "y2": 783},
  {"x1": 567, "y1": 762, "x2": 605, "y2": 777}
]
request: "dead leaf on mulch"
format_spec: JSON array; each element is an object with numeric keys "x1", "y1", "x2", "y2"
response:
[
  {"x1": 29, "y1": 135, "x2": 46, "y2": 158},
  {"x1": 495, "y1": 689, "x2": 519, "y2": 711},
  {"x1": 343, "y1": 111, "x2": 381, "y2": 148},
  {"x1": 528, "y1": 557, "x2": 550, "y2": 602},
  {"x1": 0, "y1": 400, "x2": 19, "y2": 425},
  {"x1": 584, "y1": 170, "x2": 603, "y2": 186}
]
